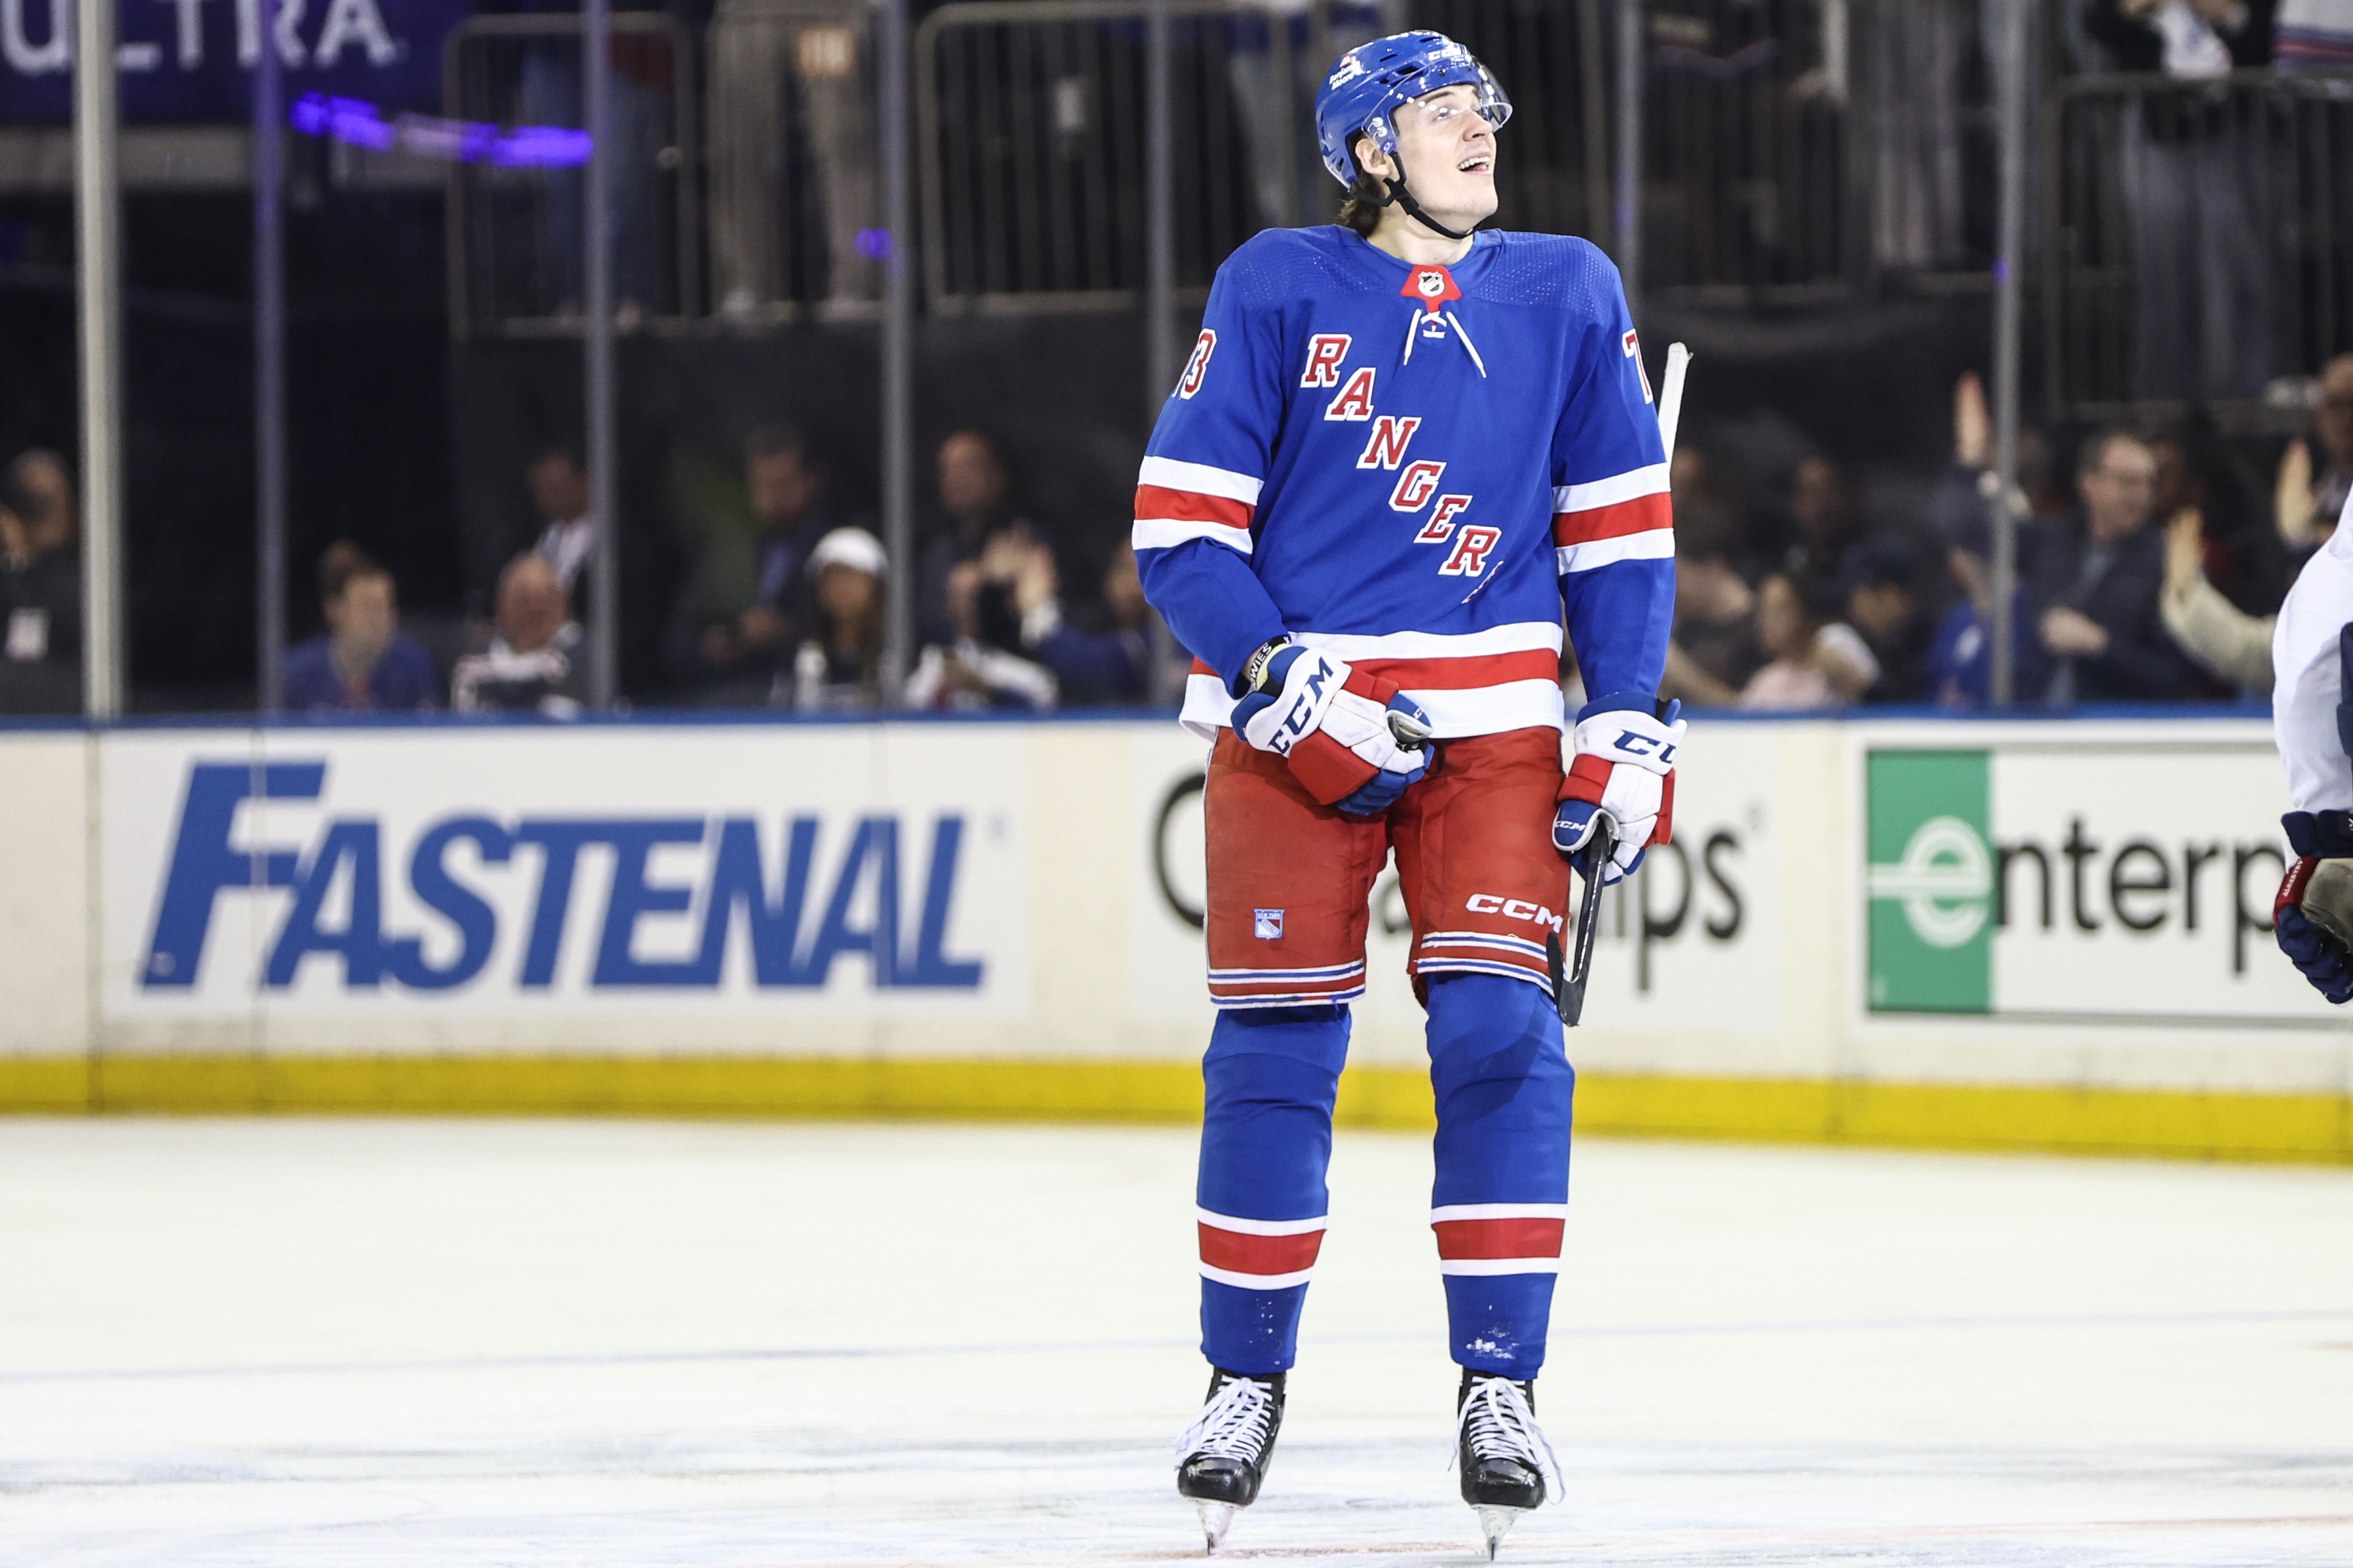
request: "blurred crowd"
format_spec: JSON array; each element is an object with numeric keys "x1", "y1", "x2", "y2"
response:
[
  {"x1": 1657, "y1": 361, "x2": 2352, "y2": 712},
  {"x1": 17, "y1": 353, "x2": 2348, "y2": 721},
  {"x1": 271, "y1": 424, "x2": 1176, "y2": 718}
]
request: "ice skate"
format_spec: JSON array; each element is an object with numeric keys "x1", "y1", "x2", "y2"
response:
[
  {"x1": 1454, "y1": 1370, "x2": 1559, "y2": 1558},
  {"x1": 1173, "y1": 1368, "x2": 1285, "y2": 1553}
]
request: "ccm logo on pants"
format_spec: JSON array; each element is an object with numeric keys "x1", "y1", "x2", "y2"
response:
[{"x1": 1465, "y1": 893, "x2": 1561, "y2": 932}]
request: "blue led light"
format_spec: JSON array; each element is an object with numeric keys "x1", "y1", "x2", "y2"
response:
[{"x1": 291, "y1": 92, "x2": 593, "y2": 168}]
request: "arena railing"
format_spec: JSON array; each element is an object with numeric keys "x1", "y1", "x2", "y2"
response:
[
  {"x1": 443, "y1": 12, "x2": 701, "y2": 340},
  {"x1": 435, "y1": 0, "x2": 1993, "y2": 331},
  {"x1": 2044, "y1": 68, "x2": 2353, "y2": 426},
  {"x1": 912, "y1": 0, "x2": 1616, "y2": 315}
]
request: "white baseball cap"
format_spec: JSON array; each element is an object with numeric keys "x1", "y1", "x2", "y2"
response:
[{"x1": 808, "y1": 526, "x2": 887, "y2": 576}]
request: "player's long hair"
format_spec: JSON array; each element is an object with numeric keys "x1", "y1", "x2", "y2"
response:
[{"x1": 1339, "y1": 135, "x2": 1385, "y2": 236}]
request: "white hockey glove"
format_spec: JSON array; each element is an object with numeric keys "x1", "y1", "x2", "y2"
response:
[
  {"x1": 1230, "y1": 641, "x2": 1432, "y2": 815},
  {"x1": 1553, "y1": 694, "x2": 1684, "y2": 885}
]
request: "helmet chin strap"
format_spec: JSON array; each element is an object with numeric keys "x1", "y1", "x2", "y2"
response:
[{"x1": 1368, "y1": 165, "x2": 1475, "y2": 244}]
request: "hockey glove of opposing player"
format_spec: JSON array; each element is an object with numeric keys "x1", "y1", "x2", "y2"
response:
[
  {"x1": 1231, "y1": 642, "x2": 1431, "y2": 816},
  {"x1": 1554, "y1": 694, "x2": 1684, "y2": 885},
  {"x1": 2275, "y1": 810, "x2": 2353, "y2": 1004}
]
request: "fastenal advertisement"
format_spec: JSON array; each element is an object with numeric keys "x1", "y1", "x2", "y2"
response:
[
  {"x1": 100, "y1": 727, "x2": 1028, "y2": 1021},
  {"x1": 1862, "y1": 727, "x2": 2328, "y2": 1025}
]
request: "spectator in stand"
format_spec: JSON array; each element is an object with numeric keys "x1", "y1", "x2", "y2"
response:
[
  {"x1": 6, "y1": 449, "x2": 75, "y2": 544},
  {"x1": 451, "y1": 553, "x2": 589, "y2": 718},
  {"x1": 0, "y1": 451, "x2": 82, "y2": 712},
  {"x1": 1924, "y1": 545, "x2": 2002, "y2": 706},
  {"x1": 2151, "y1": 416, "x2": 2284, "y2": 616},
  {"x1": 2018, "y1": 428, "x2": 2192, "y2": 704},
  {"x1": 786, "y1": 527, "x2": 888, "y2": 711},
  {"x1": 677, "y1": 425, "x2": 853, "y2": 699},
  {"x1": 2160, "y1": 509, "x2": 2275, "y2": 692},
  {"x1": 523, "y1": 443, "x2": 595, "y2": 612},
  {"x1": 1660, "y1": 447, "x2": 1766, "y2": 708},
  {"x1": 1840, "y1": 532, "x2": 1935, "y2": 702},
  {"x1": 284, "y1": 543, "x2": 441, "y2": 712},
  {"x1": 1929, "y1": 373, "x2": 2067, "y2": 564},
  {"x1": 1774, "y1": 454, "x2": 1865, "y2": 585},
  {"x1": 1922, "y1": 373, "x2": 2063, "y2": 708},
  {"x1": 1001, "y1": 536, "x2": 1153, "y2": 704},
  {"x1": 2086, "y1": 0, "x2": 2279, "y2": 401},
  {"x1": 2276, "y1": 354, "x2": 2353, "y2": 565},
  {"x1": 905, "y1": 521, "x2": 1060, "y2": 711},
  {"x1": 917, "y1": 430, "x2": 1042, "y2": 648},
  {"x1": 1738, "y1": 571, "x2": 1878, "y2": 710}
]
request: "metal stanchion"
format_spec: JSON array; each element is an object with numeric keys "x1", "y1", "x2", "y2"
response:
[
  {"x1": 881, "y1": 0, "x2": 916, "y2": 698},
  {"x1": 76, "y1": 0, "x2": 125, "y2": 718},
  {"x1": 1579, "y1": 0, "x2": 1612, "y2": 251},
  {"x1": 1989, "y1": 0, "x2": 2031, "y2": 707},
  {"x1": 1143, "y1": 0, "x2": 1181, "y2": 705},
  {"x1": 585, "y1": 0, "x2": 620, "y2": 709},
  {"x1": 255, "y1": 1, "x2": 287, "y2": 715},
  {"x1": 1143, "y1": 0, "x2": 1176, "y2": 404},
  {"x1": 1614, "y1": 0, "x2": 1643, "y2": 318}
]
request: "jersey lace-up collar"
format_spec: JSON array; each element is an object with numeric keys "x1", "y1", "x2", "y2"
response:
[{"x1": 1396, "y1": 264, "x2": 1488, "y2": 376}]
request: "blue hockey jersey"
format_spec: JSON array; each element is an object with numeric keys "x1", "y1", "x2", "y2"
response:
[{"x1": 1134, "y1": 225, "x2": 1674, "y2": 740}]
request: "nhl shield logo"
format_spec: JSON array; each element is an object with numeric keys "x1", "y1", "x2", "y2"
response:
[
  {"x1": 1402, "y1": 265, "x2": 1461, "y2": 314},
  {"x1": 1253, "y1": 909, "x2": 1285, "y2": 939}
]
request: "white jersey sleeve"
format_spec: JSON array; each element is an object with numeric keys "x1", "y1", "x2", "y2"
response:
[{"x1": 2272, "y1": 488, "x2": 2353, "y2": 814}]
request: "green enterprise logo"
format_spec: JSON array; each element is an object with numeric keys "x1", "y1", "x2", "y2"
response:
[{"x1": 1866, "y1": 750, "x2": 1993, "y2": 1013}]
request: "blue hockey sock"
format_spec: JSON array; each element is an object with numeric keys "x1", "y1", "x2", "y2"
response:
[
  {"x1": 1424, "y1": 974, "x2": 1576, "y2": 1378},
  {"x1": 1196, "y1": 1004, "x2": 1350, "y2": 1376}
]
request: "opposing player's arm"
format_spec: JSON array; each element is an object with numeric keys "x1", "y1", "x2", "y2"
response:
[
  {"x1": 1547, "y1": 257, "x2": 1680, "y2": 883},
  {"x1": 2271, "y1": 532, "x2": 2353, "y2": 1001},
  {"x1": 1133, "y1": 266, "x2": 1290, "y2": 691}
]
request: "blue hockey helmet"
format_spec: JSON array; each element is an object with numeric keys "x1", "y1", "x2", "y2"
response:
[{"x1": 1313, "y1": 30, "x2": 1511, "y2": 190}]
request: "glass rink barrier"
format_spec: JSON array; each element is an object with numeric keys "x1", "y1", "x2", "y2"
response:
[
  {"x1": 1, "y1": 708, "x2": 2351, "y2": 1563},
  {"x1": 2047, "y1": 68, "x2": 2353, "y2": 422}
]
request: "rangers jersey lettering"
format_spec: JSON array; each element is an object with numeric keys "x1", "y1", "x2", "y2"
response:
[{"x1": 1133, "y1": 225, "x2": 1673, "y2": 740}]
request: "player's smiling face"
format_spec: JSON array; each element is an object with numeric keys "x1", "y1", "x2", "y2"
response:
[{"x1": 1390, "y1": 84, "x2": 1500, "y2": 226}]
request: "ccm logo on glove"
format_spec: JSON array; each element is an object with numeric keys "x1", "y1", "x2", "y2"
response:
[
  {"x1": 1611, "y1": 728, "x2": 1676, "y2": 764},
  {"x1": 1232, "y1": 641, "x2": 1433, "y2": 818},
  {"x1": 1555, "y1": 695, "x2": 1686, "y2": 886}
]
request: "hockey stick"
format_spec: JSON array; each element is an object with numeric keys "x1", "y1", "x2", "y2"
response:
[
  {"x1": 1658, "y1": 342, "x2": 1692, "y2": 462},
  {"x1": 1547, "y1": 818, "x2": 1615, "y2": 1026},
  {"x1": 1546, "y1": 346, "x2": 1689, "y2": 1025}
]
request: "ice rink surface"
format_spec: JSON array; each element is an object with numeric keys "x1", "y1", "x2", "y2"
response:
[{"x1": 3, "y1": 1117, "x2": 2350, "y2": 1568}]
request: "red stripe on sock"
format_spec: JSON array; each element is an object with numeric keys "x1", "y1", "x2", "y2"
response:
[
  {"x1": 1199, "y1": 1223, "x2": 1325, "y2": 1277},
  {"x1": 1432, "y1": 1216, "x2": 1565, "y2": 1260}
]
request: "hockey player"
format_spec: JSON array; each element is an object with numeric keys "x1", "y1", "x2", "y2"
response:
[
  {"x1": 1135, "y1": 31, "x2": 1682, "y2": 1557},
  {"x1": 2272, "y1": 490, "x2": 2353, "y2": 1002}
]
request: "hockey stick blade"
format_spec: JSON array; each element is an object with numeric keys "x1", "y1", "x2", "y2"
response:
[{"x1": 1558, "y1": 818, "x2": 1616, "y2": 1027}]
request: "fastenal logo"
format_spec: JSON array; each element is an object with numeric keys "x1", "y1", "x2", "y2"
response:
[
  {"x1": 1866, "y1": 815, "x2": 1992, "y2": 949},
  {"x1": 1865, "y1": 751, "x2": 1992, "y2": 1013}
]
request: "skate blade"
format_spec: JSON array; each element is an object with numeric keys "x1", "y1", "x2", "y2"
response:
[
  {"x1": 1473, "y1": 1504, "x2": 1526, "y2": 1559},
  {"x1": 1195, "y1": 1499, "x2": 1236, "y2": 1554}
]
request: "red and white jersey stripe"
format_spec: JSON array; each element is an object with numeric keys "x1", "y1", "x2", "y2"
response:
[
  {"x1": 1134, "y1": 457, "x2": 1261, "y2": 556},
  {"x1": 1179, "y1": 621, "x2": 1567, "y2": 742},
  {"x1": 1207, "y1": 958, "x2": 1367, "y2": 1009},
  {"x1": 1412, "y1": 928, "x2": 1554, "y2": 987},
  {"x1": 1430, "y1": 1202, "x2": 1567, "y2": 1276},
  {"x1": 1198, "y1": 1207, "x2": 1327, "y2": 1290},
  {"x1": 1553, "y1": 462, "x2": 1673, "y2": 575}
]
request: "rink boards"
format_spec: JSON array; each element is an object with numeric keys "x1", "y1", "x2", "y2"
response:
[{"x1": 0, "y1": 713, "x2": 2346, "y2": 1159}]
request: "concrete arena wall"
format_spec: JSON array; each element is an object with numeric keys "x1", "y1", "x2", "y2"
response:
[{"x1": 1, "y1": 715, "x2": 2345, "y2": 1161}]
